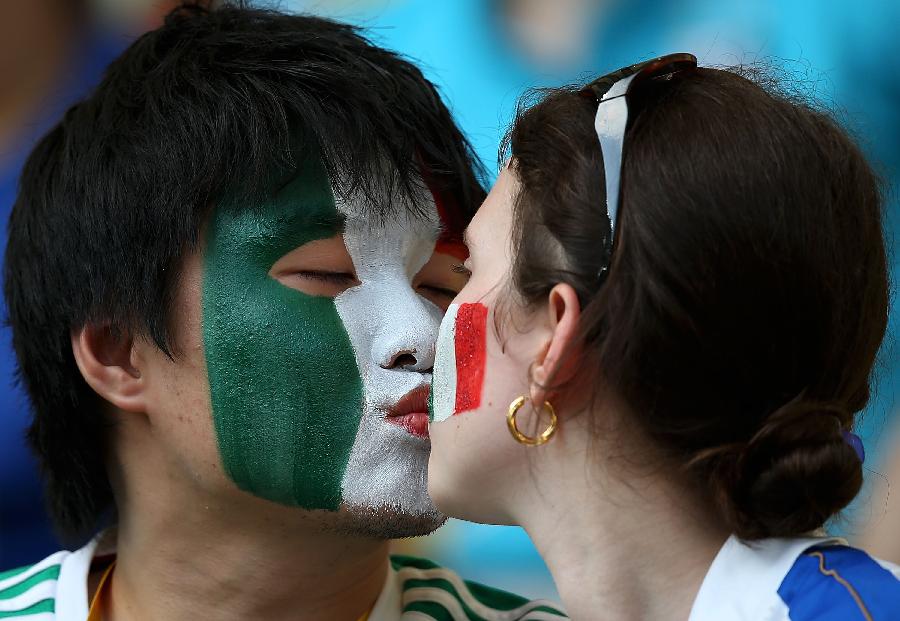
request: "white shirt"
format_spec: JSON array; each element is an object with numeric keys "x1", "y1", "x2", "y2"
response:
[{"x1": 689, "y1": 535, "x2": 900, "y2": 620}]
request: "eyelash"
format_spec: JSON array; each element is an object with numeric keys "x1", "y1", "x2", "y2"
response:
[
  {"x1": 298, "y1": 273, "x2": 455, "y2": 299},
  {"x1": 296, "y1": 271, "x2": 356, "y2": 283},
  {"x1": 420, "y1": 285, "x2": 458, "y2": 299},
  {"x1": 451, "y1": 263, "x2": 472, "y2": 277}
]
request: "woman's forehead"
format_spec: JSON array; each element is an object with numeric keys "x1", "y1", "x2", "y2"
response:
[{"x1": 468, "y1": 169, "x2": 518, "y2": 245}]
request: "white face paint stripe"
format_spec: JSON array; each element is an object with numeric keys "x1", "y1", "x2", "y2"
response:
[
  {"x1": 431, "y1": 303, "x2": 459, "y2": 423},
  {"x1": 331, "y1": 173, "x2": 443, "y2": 518}
]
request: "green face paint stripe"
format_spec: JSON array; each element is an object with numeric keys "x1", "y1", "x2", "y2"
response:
[{"x1": 202, "y1": 152, "x2": 364, "y2": 510}]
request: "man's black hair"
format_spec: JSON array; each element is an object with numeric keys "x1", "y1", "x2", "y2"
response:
[{"x1": 5, "y1": 1, "x2": 486, "y2": 540}]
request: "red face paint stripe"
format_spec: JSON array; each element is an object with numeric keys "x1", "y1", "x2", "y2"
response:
[
  {"x1": 435, "y1": 240, "x2": 469, "y2": 261},
  {"x1": 420, "y1": 162, "x2": 469, "y2": 261},
  {"x1": 453, "y1": 303, "x2": 488, "y2": 414}
]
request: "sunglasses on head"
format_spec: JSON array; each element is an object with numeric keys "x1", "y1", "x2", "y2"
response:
[{"x1": 580, "y1": 53, "x2": 698, "y2": 278}]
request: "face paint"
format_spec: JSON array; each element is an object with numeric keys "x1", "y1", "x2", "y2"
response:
[
  {"x1": 423, "y1": 169, "x2": 469, "y2": 262},
  {"x1": 204, "y1": 146, "x2": 455, "y2": 522},
  {"x1": 334, "y1": 175, "x2": 445, "y2": 517},
  {"x1": 430, "y1": 302, "x2": 489, "y2": 423},
  {"x1": 202, "y1": 154, "x2": 364, "y2": 510}
]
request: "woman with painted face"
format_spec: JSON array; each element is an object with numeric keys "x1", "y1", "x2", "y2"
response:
[{"x1": 428, "y1": 54, "x2": 900, "y2": 620}]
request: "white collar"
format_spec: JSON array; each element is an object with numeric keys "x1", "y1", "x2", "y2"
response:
[
  {"x1": 688, "y1": 534, "x2": 844, "y2": 621},
  {"x1": 369, "y1": 561, "x2": 403, "y2": 621},
  {"x1": 55, "y1": 535, "x2": 102, "y2": 621}
]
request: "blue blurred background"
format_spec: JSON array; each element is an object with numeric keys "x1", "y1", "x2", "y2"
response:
[{"x1": 2, "y1": 0, "x2": 898, "y2": 603}]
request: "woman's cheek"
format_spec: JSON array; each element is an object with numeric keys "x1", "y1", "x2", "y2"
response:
[
  {"x1": 427, "y1": 301, "x2": 532, "y2": 522},
  {"x1": 430, "y1": 302, "x2": 490, "y2": 423}
]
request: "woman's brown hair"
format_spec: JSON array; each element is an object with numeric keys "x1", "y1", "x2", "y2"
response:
[{"x1": 506, "y1": 66, "x2": 888, "y2": 539}]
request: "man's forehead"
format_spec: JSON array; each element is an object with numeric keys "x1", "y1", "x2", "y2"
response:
[
  {"x1": 258, "y1": 156, "x2": 468, "y2": 249},
  {"x1": 332, "y1": 176, "x2": 434, "y2": 218},
  {"x1": 329, "y1": 169, "x2": 447, "y2": 238}
]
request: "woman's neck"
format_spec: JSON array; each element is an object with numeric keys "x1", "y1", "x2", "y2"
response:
[{"x1": 515, "y1": 441, "x2": 729, "y2": 621}]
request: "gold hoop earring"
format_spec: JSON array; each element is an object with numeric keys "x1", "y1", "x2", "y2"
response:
[{"x1": 507, "y1": 396, "x2": 558, "y2": 446}]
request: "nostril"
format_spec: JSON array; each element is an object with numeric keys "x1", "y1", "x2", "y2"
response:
[{"x1": 392, "y1": 352, "x2": 418, "y2": 370}]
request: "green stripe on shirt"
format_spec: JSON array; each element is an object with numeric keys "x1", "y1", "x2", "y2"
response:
[
  {"x1": 0, "y1": 598, "x2": 55, "y2": 618},
  {"x1": 0, "y1": 566, "x2": 32, "y2": 584},
  {"x1": 403, "y1": 599, "x2": 458, "y2": 620},
  {"x1": 404, "y1": 579, "x2": 492, "y2": 621},
  {"x1": 0, "y1": 566, "x2": 60, "y2": 601},
  {"x1": 392, "y1": 555, "x2": 566, "y2": 619}
]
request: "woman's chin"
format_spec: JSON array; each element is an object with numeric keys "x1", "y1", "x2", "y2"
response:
[{"x1": 427, "y1": 460, "x2": 515, "y2": 526}]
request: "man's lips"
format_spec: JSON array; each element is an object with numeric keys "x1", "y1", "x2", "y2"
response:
[{"x1": 386, "y1": 385, "x2": 430, "y2": 438}]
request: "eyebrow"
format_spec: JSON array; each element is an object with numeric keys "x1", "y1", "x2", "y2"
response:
[{"x1": 282, "y1": 211, "x2": 345, "y2": 233}]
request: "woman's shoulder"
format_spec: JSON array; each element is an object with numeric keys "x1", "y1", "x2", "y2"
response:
[{"x1": 689, "y1": 535, "x2": 900, "y2": 621}]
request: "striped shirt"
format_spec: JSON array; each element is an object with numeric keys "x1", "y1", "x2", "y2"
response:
[
  {"x1": 0, "y1": 537, "x2": 566, "y2": 620},
  {"x1": 0, "y1": 550, "x2": 68, "y2": 620}
]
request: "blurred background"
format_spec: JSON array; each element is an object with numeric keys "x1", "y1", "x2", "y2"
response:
[{"x1": 2, "y1": 0, "x2": 898, "y2": 603}]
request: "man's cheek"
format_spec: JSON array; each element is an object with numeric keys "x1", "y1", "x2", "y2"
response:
[
  {"x1": 203, "y1": 250, "x2": 364, "y2": 511},
  {"x1": 430, "y1": 302, "x2": 488, "y2": 423}
]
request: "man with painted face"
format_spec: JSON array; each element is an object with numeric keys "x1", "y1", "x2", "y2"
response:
[{"x1": 0, "y1": 3, "x2": 566, "y2": 620}]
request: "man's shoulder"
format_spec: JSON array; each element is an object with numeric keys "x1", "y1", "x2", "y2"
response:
[
  {"x1": 389, "y1": 555, "x2": 567, "y2": 620},
  {"x1": 0, "y1": 550, "x2": 69, "y2": 620}
]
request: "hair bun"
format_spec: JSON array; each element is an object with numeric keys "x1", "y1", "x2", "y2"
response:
[{"x1": 708, "y1": 397, "x2": 863, "y2": 540}]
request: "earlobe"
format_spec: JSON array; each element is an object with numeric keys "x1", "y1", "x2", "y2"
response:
[
  {"x1": 529, "y1": 284, "x2": 581, "y2": 405},
  {"x1": 70, "y1": 325, "x2": 146, "y2": 414}
]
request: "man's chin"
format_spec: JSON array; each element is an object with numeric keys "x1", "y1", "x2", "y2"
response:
[{"x1": 330, "y1": 502, "x2": 447, "y2": 539}]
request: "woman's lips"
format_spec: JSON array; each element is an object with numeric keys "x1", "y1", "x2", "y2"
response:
[{"x1": 387, "y1": 385, "x2": 430, "y2": 438}]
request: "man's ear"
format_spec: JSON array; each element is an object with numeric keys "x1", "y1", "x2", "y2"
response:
[
  {"x1": 530, "y1": 283, "x2": 581, "y2": 406},
  {"x1": 71, "y1": 324, "x2": 146, "y2": 413}
]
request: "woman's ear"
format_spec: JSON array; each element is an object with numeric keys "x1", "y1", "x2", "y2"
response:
[
  {"x1": 70, "y1": 324, "x2": 146, "y2": 414},
  {"x1": 530, "y1": 283, "x2": 581, "y2": 405}
]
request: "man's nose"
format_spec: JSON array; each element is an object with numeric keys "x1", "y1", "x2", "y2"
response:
[
  {"x1": 384, "y1": 350, "x2": 423, "y2": 371},
  {"x1": 373, "y1": 295, "x2": 439, "y2": 373}
]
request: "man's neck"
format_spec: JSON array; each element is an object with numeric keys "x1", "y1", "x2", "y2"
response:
[
  {"x1": 105, "y1": 453, "x2": 391, "y2": 621},
  {"x1": 106, "y1": 508, "x2": 389, "y2": 621}
]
